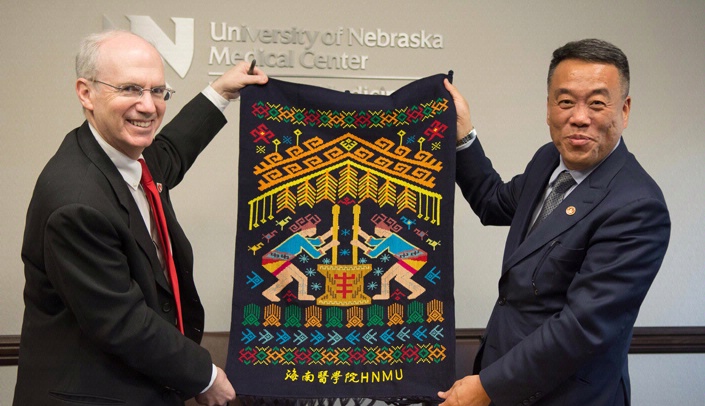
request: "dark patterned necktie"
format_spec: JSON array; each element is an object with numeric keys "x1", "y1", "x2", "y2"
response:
[{"x1": 530, "y1": 170, "x2": 576, "y2": 233}]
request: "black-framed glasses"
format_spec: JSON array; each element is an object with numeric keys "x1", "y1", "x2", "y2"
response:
[{"x1": 91, "y1": 79, "x2": 175, "y2": 101}]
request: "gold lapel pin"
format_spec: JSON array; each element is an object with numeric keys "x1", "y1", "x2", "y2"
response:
[{"x1": 566, "y1": 206, "x2": 576, "y2": 216}]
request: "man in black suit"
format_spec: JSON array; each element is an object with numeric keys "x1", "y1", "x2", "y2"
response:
[
  {"x1": 438, "y1": 39, "x2": 670, "y2": 405},
  {"x1": 13, "y1": 30, "x2": 267, "y2": 405}
]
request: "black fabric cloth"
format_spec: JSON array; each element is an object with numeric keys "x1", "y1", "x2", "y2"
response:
[{"x1": 227, "y1": 74, "x2": 458, "y2": 404}]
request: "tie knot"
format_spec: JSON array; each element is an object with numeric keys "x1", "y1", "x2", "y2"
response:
[
  {"x1": 552, "y1": 171, "x2": 575, "y2": 194},
  {"x1": 138, "y1": 158, "x2": 153, "y2": 187}
]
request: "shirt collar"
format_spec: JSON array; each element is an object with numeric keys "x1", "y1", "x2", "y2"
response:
[{"x1": 88, "y1": 122, "x2": 143, "y2": 191}]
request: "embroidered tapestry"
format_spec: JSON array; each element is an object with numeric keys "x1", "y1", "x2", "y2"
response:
[{"x1": 227, "y1": 73, "x2": 457, "y2": 404}]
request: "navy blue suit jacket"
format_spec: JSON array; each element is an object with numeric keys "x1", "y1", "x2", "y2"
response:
[
  {"x1": 456, "y1": 138, "x2": 670, "y2": 406},
  {"x1": 15, "y1": 94, "x2": 226, "y2": 405}
]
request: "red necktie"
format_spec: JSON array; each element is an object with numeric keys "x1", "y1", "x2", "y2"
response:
[{"x1": 138, "y1": 159, "x2": 184, "y2": 334}]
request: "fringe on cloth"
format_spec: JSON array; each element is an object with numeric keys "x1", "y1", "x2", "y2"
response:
[{"x1": 236, "y1": 395, "x2": 440, "y2": 406}]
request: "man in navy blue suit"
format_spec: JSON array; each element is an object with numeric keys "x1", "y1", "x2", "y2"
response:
[{"x1": 438, "y1": 39, "x2": 670, "y2": 405}]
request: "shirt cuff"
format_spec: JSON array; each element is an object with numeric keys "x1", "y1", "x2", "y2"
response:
[
  {"x1": 201, "y1": 85, "x2": 232, "y2": 113},
  {"x1": 200, "y1": 364, "x2": 218, "y2": 394}
]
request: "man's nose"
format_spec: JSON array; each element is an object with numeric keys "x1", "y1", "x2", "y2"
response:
[
  {"x1": 569, "y1": 103, "x2": 591, "y2": 127},
  {"x1": 135, "y1": 91, "x2": 158, "y2": 113}
]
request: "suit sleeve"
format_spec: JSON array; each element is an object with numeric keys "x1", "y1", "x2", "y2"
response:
[
  {"x1": 455, "y1": 137, "x2": 536, "y2": 226},
  {"x1": 146, "y1": 93, "x2": 228, "y2": 188}
]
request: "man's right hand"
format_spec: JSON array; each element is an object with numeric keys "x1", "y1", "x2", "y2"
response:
[
  {"x1": 210, "y1": 61, "x2": 268, "y2": 100},
  {"x1": 195, "y1": 366, "x2": 236, "y2": 406},
  {"x1": 438, "y1": 374, "x2": 491, "y2": 406}
]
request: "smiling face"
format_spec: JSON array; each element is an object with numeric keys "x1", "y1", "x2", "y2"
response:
[
  {"x1": 76, "y1": 33, "x2": 166, "y2": 159},
  {"x1": 546, "y1": 59, "x2": 631, "y2": 171}
]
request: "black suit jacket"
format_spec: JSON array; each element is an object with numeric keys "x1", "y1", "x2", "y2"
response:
[
  {"x1": 456, "y1": 138, "x2": 670, "y2": 406},
  {"x1": 14, "y1": 94, "x2": 227, "y2": 405}
]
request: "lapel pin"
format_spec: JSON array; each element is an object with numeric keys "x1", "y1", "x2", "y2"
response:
[
  {"x1": 156, "y1": 183, "x2": 163, "y2": 193},
  {"x1": 566, "y1": 206, "x2": 576, "y2": 216}
]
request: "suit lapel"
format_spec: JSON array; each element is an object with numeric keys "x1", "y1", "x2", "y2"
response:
[
  {"x1": 502, "y1": 140, "x2": 629, "y2": 272},
  {"x1": 505, "y1": 150, "x2": 559, "y2": 253},
  {"x1": 76, "y1": 122, "x2": 172, "y2": 293}
]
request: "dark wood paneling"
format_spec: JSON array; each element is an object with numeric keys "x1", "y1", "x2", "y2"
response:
[
  {"x1": 629, "y1": 327, "x2": 705, "y2": 353},
  {"x1": 0, "y1": 335, "x2": 20, "y2": 366}
]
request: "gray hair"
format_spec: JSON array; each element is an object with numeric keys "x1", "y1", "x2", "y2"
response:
[
  {"x1": 75, "y1": 30, "x2": 151, "y2": 79},
  {"x1": 547, "y1": 39, "x2": 630, "y2": 99}
]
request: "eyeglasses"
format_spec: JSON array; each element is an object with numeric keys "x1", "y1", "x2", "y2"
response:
[{"x1": 91, "y1": 79, "x2": 175, "y2": 101}]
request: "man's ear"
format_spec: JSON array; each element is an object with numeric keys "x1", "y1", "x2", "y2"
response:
[
  {"x1": 76, "y1": 78, "x2": 94, "y2": 111},
  {"x1": 622, "y1": 96, "x2": 631, "y2": 129},
  {"x1": 546, "y1": 96, "x2": 550, "y2": 126}
]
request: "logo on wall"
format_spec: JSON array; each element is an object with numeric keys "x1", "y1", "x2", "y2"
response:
[{"x1": 104, "y1": 15, "x2": 194, "y2": 78}]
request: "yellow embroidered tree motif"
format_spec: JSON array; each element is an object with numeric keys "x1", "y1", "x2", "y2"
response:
[
  {"x1": 338, "y1": 164, "x2": 358, "y2": 199},
  {"x1": 397, "y1": 187, "x2": 416, "y2": 214},
  {"x1": 304, "y1": 305, "x2": 323, "y2": 328},
  {"x1": 276, "y1": 187, "x2": 296, "y2": 214},
  {"x1": 426, "y1": 299, "x2": 444, "y2": 323},
  {"x1": 263, "y1": 304, "x2": 281, "y2": 327},
  {"x1": 378, "y1": 179, "x2": 396, "y2": 208},
  {"x1": 387, "y1": 303, "x2": 405, "y2": 326},
  {"x1": 358, "y1": 170, "x2": 378, "y2": 203},
  {"x1": 345, "y1": 306, "x2": 364, "y2": 328},
  {"x1": 315, "y1": 172, "x2": 337, "y2": 204},
  {"x1": 296, "y1": 180, "x2": 315, "y2": 208}
]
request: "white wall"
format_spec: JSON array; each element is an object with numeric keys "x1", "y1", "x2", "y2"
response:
[
  {"x1": 630, "y1": 354, "x2": 705, "y2": 405},
  {"x1": 1, "y1": 1, "x2": 703, "y2": 404}
]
